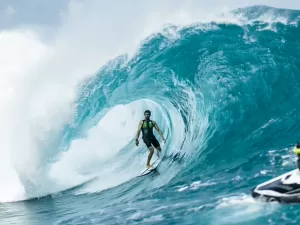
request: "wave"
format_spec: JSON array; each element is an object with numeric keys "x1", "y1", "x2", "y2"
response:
[{"x1": 1, "y1": 5, "x2": 300, "y2": 208}]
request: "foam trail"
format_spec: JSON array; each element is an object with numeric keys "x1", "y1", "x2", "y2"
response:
[{"x1": 214, "y1": 194, "x2": 279, "y2": 224}]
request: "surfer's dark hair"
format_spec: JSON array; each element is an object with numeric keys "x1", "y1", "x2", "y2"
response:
[{"x1": 144, "y1": 110, "x2": 151, "y2": 115}]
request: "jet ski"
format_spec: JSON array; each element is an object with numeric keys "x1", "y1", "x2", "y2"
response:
[{"x1": 252, "y1": 169, "x2": 300, "y2": 203}]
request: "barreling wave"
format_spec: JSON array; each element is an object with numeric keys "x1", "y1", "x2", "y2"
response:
[{"x1": 2, "y1": 5, "x2": 300, "y2": 224}]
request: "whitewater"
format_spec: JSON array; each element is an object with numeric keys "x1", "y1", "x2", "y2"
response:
[{"x1": 1, "y1": 1, "x2": 300, "y2": 224}]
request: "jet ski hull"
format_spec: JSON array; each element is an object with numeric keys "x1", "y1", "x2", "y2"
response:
[{"x1": 252, "y1": 169, "x2": 300, "y2": 203}]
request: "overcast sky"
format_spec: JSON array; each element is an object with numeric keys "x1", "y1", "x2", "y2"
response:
[{"x1": 0, "y1": 0, "x2": 70, "y2": 30}]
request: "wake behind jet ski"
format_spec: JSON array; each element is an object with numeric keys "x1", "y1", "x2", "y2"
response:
[{"x1": 252, "y1": 143, "x2": 300, "y2": 203}]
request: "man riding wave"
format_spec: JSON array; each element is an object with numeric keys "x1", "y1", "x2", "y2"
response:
[{"x1": 135, "y1": 110, "x2": 166, "y2": 169}]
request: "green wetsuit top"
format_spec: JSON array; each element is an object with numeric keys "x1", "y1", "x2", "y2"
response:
[{"x1": 141, "y1": 120, "x2": 155, "y2": 139}]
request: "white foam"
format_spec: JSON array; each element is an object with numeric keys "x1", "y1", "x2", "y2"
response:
[
  {"x1": 214, "y1": 194, "x2": 279, "y2": 224},
  {"x1": 216, "y1": 194, "x2": 257, "y2": 208},
  {"x1": 178, "y1": 186, "x2": 189, "y2": 192},
  {"x1": 127, "y1": 211, "x2": 144, "y2": 220},
  {"x1": 177, "y1": 180, "x2": 217, "y2": 192},
  {"x1": 143, "y1": 214, "x2": 164, "y2": 222},
  {"x1": 0, "y1": 30, "x2": 48, "y2": 202}
]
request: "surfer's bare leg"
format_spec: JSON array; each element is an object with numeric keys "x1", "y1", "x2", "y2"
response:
[
  {"x1": 147, "y1": 147, "x2": 154, "y2": 168},
  {"x1": 156, "y1": 146, "x2": 162, "y2": 153},
  {"x1": 155, "y1": 146, "x2": 162, "y2": 157}
]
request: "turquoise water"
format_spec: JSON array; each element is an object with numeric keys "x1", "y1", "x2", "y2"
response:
[{"x1": 2, "y1": 5, "x2": 300, "y2": 225}]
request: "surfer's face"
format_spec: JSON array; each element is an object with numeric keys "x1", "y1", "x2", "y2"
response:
[{"x1": 144, "y1": 113, "x2": 150, "y2": 120}]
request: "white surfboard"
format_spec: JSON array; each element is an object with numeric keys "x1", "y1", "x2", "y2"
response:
[{"x1": 138, "y1": 156, "x2": 162, "y2": 177}]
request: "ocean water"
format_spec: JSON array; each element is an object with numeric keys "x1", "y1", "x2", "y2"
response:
[{"x1": 1, "y1": 4, "x2": 300, "y2": 225}]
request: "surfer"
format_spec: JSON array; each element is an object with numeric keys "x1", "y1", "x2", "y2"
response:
[
  {"x1": 135, "y1": 110, "x2": 166, "y2": 169},
  {"x1": 293, "y1": 142, "x2": 300, "y2": 170}
]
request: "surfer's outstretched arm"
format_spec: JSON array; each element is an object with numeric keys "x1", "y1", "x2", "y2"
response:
[
  {"x1": 135, "y1": 120, "x2": 143, "y2": 146},
  {"x1": 153, "y1": 121, "x2": 166, "y2": 142}
]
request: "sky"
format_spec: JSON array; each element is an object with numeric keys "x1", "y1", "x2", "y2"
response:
[{"x1": 0, "y1": 0, "x2": 70, "y2": 30}]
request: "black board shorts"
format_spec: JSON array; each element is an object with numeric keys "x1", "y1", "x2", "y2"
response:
[{"x1": 143, "y1": 137, "x2": 160, "y2": 148}]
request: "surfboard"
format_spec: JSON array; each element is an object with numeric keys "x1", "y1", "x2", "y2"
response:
[
  {"x1": 138, "y1": 166, "x2": 157, "y2": 177},
  {"x1": 138, "y1": 156, "x2": 162, "y2": 177}
]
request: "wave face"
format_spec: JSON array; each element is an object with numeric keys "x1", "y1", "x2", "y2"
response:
[{"x1": 1, "y1": 5, "x2": 300, "y2": 225}]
